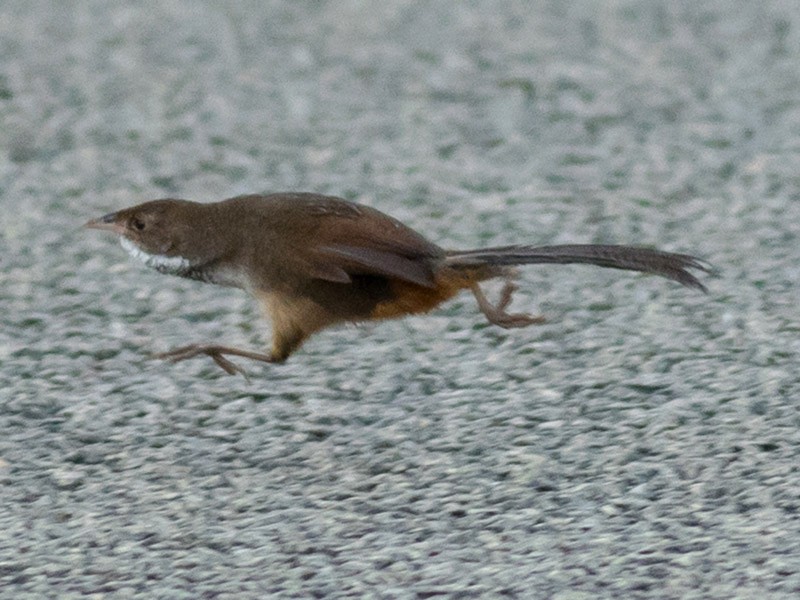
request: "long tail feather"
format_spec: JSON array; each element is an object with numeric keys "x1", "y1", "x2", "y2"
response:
[{"x1": 444, "y1": 244, "x2": 711, "y2": 292}]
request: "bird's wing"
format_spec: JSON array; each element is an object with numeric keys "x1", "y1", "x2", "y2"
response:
[
  {"x1": 241, "y1": 193, "x2": 444, "y2": 288},
  {"x1": 305, "y1": 198, "x2": 443, "y2": 288},
  {"x1": 313, "y1": 243, "x2": 437, "y2": 287}
]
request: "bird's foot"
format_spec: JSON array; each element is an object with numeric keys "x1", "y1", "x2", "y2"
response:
[
  {"x1": 472, "y1": 280, "x2": 546, "y2": 329},
  {"x1": 154, "y1": 344, "x2": 274, "y2": 378}
]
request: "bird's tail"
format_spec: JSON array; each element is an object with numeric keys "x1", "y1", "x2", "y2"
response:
[{"x1": 444, "y1": 244, "x2": 711, "y2": 292}]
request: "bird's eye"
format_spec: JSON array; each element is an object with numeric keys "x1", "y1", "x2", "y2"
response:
[{"x1": 131, "y1": 218, "x2": 146, "y2": 231}]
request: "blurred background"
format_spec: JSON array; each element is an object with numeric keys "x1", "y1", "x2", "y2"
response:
[{"x1": 1, "y1": 1, "x2": 799, "y2": 597}]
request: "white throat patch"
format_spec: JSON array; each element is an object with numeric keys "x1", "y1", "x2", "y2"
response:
[{"x1": 120, "y1": 237, "x2": 191, "y2": 274}]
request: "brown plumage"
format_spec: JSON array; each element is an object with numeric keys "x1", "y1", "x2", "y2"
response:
[{"x1": 86, "y1": 193, "x2": 710, "y2": 376}]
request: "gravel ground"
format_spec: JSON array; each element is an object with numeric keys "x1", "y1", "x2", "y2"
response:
[{"x1": 2, "y1": 1, "x2": 799, "y2": 598}]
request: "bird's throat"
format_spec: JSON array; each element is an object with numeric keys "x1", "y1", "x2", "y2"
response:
[
  {"x1": 120, "y1": 237, "x2": 192, "y2": 275},
  {"x1": 119, "y1": 237, "x2": 246, "y2": 288}
]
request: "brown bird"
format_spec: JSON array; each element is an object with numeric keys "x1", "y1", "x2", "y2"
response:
[{"x1": 86, "y1": 193, "x2": 710, "y2": 376}]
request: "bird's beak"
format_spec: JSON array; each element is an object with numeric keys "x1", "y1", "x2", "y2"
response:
[{"x1": 85, "y1": 212, "x2": 124, "y2": 235}]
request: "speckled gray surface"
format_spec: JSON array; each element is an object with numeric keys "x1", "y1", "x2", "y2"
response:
[{"x1": 1, "y1": 1, "x2": 799, "y2": 598}]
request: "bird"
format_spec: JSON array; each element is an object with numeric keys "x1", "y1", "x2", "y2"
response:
[{"x1": 86, "y1": 192, "x2": 710, "y2": 376}]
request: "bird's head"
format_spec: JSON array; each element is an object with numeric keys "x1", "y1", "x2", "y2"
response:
[{"x1": 85, "y1": 199, "x2": 203, "y2": 274}]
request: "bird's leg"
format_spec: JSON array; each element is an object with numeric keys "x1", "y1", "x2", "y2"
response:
[
  {"x1": 154, "y1": 323, "x2": 308, "y2": 377},
  {"x1": 154, "y1": 344, "x2": 281, "y2": 378},
  {"x1": 471, "y1": 279, "x2": 545, "y2": 328}
]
